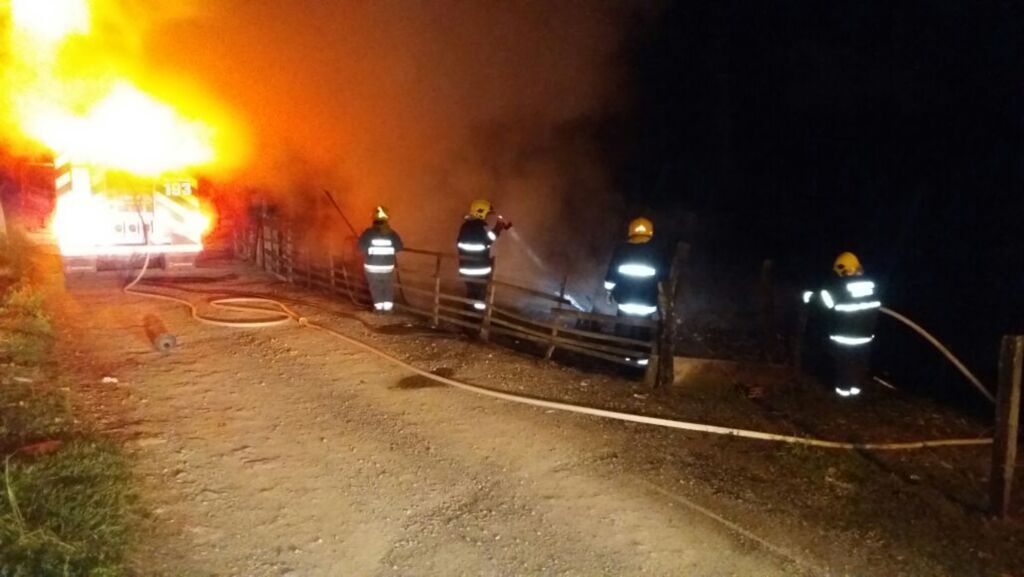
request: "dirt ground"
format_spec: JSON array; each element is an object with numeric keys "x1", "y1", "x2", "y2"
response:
[{"x1": 49, "y1": 260, "x2": 1024, "y2": 577}]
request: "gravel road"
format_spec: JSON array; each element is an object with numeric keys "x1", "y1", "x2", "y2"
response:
[{"x1": 54, "y1": 265, "x2": 805, "y2": 577}]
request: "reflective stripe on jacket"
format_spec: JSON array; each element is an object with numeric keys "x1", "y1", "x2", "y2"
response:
[
  {"x1": 605, "y1": 241, "x2": 663, "y2": 312},
  {"x1": 817, "y1": 276, "x2": 880, "y2": 345},
  {"x1": 457, "y1": 218, "x2": 497, "y2": 276},
  {"x1": 358, "y1": 225, "x2": 404, "y2": 271}
]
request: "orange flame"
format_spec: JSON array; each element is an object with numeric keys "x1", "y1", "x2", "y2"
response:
[{"x1": 3, "y1": 0, "x2": 246, "y2": 176}]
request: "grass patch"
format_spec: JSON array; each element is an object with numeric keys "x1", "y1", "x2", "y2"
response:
[
  {"x1": 2, "y1": 439, "x2": 134, "y2": 577},
  {"x1": 0, "y1": 275, "x2": 136, "y2": 576},
  {"x1": 0, "y1": 279, "x2": 53, "y2": 366}
]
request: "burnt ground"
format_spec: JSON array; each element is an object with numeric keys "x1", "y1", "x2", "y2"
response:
[{"x1": 47, "y1": 259, "x2": 1024, "y2": 577}]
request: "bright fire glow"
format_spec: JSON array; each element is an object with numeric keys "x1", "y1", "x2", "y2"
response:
[
  {"x1": 4, "y1": 0, "x2": 236, "y2": 176},
  {"x1": 51, "y1": 190, "x2": 112, "y2": 255},
  {"x1": 52, "y1": 186, "x2": 213, "y2": 256},
  {"x1": 3, "y1": 0, "x2": 246, "y2": 255},
  {"x1": 11, "y1": 0, "x2": 90, "y2": 42},
  {"x1": 24, "y1": 83, "x2": 217, "y2": 175}
]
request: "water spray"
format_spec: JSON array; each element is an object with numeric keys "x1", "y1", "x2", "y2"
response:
[
  {"x1": 501, "y1": 223, "x2": 586, "y2": 311},
  {"x1": 505, "y1": 227, "x2": 548, "y2": 273}
]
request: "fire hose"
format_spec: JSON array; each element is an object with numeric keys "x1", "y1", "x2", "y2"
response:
[
  {"x1": 122, "y1": 260, "x2": 991, "y2": 451},
  {"x1": 125, "y1": 254, "x2": 293, "y2": 329},
  {"x1": 879, "y1": 307, "x2": 995, "y2": 404}
]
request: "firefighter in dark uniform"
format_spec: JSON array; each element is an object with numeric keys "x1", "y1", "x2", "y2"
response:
[
  {"x1": 456, "y1": 199, "x2": 510, "y2": 311},
  {"x1": 803, "y1": 252, "x2": 881, "y2": 397},
  {"x1": 604, "y1": 217, "x2": 662, "y2": 364},
  {"x1": 358, "y1": 206, "x2": 403, "y2": 313}
]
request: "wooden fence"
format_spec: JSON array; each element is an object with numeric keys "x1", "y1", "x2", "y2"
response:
[{"x1": 233, "y1": 220, "x2": 668, "y2": 383}]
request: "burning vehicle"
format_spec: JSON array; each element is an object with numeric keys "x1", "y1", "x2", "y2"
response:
[
  {"x1": 2, "y1": 0, "x2": 241, "y2": 272},
  {"x1": 51, "y1": 157, "x2": 211, "y2": 272}
]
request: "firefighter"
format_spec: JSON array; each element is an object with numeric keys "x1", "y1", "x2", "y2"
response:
[
  {"x1": 358, "y1": 206, "x2": 403, "y2": 313},
  {"x1": 456, "y1": 199, "x2": 510, "y2": 311},
  {"x1": 803, "y1": 252, "x2": 881, "y2": 397},
  {"x1": 604, "y1": 217, "x2": 662, "y2": 316},
  {"x1": 604, "y1": 218, "x2": 662, "y2": 364}
]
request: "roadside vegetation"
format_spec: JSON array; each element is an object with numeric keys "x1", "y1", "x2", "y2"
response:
[{"x1": 0, "y1": 234, "x2": 136, "y2": 577}]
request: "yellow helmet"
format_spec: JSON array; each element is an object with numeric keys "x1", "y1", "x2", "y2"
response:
[
  {"x1": 833, "y1": 252, "x2": 863, "y2": 277},
  {"x1": 469, "y1": 199, "x2": 493, "y2": 220},
  {"x1": 373, "y1": 205, "x2": 390, "y2": 222},
  {"x1": 628, "y1": 217, "x2": 654, "y2": 243}
]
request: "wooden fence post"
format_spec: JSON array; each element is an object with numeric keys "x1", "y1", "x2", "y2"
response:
[
  {"x1": 275, "y1": 226, "x2": 284, "y2": 275},
  {"x1": 256, "y1": 222, "x2": 265, "y2": 270},
  {"x1": 304, "y1": 246, "x2": 312, "y2": 287},
  {"x1": 254, "y1": 222, "x2": 260, "y2": 263},
  {"x1": 791, "y1": 306, "x2": 808, "y2": 381},
  {"x1": 760, "y1": 258, "x2": 778, "y2": 362},
  {"x1": 654, "y1": 242, "x2": 690, "y2": 389},
  {"x1": 432, "y1": 255, "x2": 442, "y2": 328},
  {"x1": 644, "y1": 336, "x2": 660, "y2": 386},
  {"x1": 544, "y1": 275, "x2": 569, "y2": 360},
  {"x1": 395, "y1": 269, "x2": 409, "y2": 306},
  {"x1": 328, "y1": 242, "x2": 337, "y2": 292},
  {"x1": 287, "y1": 229, "x2": 296, "y2": 284},
  {"x1": 991, "y1": 335, "x2": 1023, "y2": 519},
  {"x1": 480, "y1": 283, "x2": 496, "y2": 342},
  {"x1": 340, "y1": 257, "x2": 357, "y2": 305}
]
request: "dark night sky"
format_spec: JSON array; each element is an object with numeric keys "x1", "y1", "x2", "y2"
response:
[{"x1": 613, "y1": 1, "x2": 1024, "y2": 399}]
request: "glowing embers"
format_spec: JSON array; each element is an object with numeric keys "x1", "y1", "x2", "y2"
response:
[
  {"x1": 617, "y1": 303, "x2": 657, "y2": 316},
  {"x1": 617, "y1": 263, "x2": 657, "y2": 278}
]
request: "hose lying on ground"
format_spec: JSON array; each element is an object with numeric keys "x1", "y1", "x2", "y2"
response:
[
  {"x1": 880, "y1": 307, "x2": 995, "y2": 404},
  {"x1": 122, "y1": 264, "x2": 992, "y2": 451},
  {"x1": 125, "y1": 254, "x2": 293, "y2": 329}
]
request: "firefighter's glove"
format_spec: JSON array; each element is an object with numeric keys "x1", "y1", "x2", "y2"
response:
[{"x1": 495, "y1": 219, "x2": 513, "y2": 233}]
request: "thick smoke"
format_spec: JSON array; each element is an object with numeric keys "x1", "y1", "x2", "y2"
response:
[{"x1": 142, "y1": 1, "x2": 629, "y2": 293}]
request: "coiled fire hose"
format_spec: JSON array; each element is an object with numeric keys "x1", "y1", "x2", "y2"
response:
[
  {"x1": 125, "y1": 254, "x2": 293, "y2": 329},
  {"x1": 123, "y1": 261, "x2": 991, "y2": 451}
]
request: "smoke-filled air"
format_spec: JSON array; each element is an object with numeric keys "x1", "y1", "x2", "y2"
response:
[
  {"x1": 139, "y1": 0, "x2": 631, "y2": 293},
  {"x1": 0, "y1": 0, "x2": 634, "y2": 296}
]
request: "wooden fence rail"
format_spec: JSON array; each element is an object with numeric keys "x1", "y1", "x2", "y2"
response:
[{"x1": 234, "y1": 221, "x2": 662, "y2": 380}]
